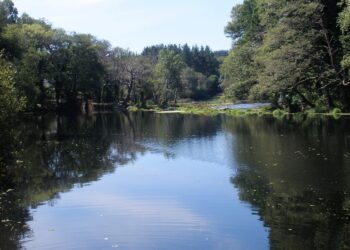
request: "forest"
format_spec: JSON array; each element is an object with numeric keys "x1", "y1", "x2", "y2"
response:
[
  {"x1": 0, "y1": 0, "x2": 222, "y2": 119},
  {"x1": 1, "y1": 1, "x2": 350, "y2": 248},
  {"x1": 221, "y1": 0, "x2": 350, "y2": 112},
  {"x1": 2, "y1": 0, "x2": 350, "y2": 119}
]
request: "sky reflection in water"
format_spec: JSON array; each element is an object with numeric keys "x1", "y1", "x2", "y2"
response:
[{"x1": 1, "y1": 112, "x2": 350, "y2": 249}]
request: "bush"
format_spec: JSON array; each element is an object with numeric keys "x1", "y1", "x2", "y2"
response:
[
  {"x1": 257, "y1": 110, "x2": 264, "y2": 117},
  {"x1": 146, "y1": 99, "x2": 155, "y2": 107},
  {"x1": 332, "y1": 108, "x2": 342, "y2": 119},
  {"x1": 332, "y1": 108, "x2": 342, "y2": 115},
  {"x1": 0, "y1": 57, "x2": 26, "y2": 121},
  {"x1": 272, "y1": 109, "x2": 286, "y2": 118}
]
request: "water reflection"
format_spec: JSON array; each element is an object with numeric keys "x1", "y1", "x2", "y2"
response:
[
  {"x1": 0, "y1": 112, "x2": 223, "y2": 249},
  {"x1": 0, "y1": 113, "x2": 350, "y2": 249},
  {"x1": 225, "y1": 115, "x2": 350, "y2": 249}
]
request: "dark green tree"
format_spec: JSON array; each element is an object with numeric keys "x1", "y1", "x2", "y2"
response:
[{"x1": 153, "y1": 49, "x2": 185, "y2": 106}]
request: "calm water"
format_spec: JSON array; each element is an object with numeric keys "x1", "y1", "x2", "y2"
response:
[
  {"x1": 0, "y1": 112, "x2": 350, "y2": 250},
  {"x1": 212, "y1": 103, "x2": 271, "y2": 110}
]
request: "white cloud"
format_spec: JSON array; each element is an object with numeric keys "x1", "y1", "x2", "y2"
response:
[
  {"x1": 26, "y1": 193, "x2": 209, "y2": 249},
  {"x1": 72, "y1": 193, "x2": 208, "y2": 230}
]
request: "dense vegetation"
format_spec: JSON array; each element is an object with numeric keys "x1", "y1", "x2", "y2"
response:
[
  {"x1": 2, "y1": 0, "x2": 350, "y2": 116},
  {"x1": 0, "y1": 0, "x2": 222, "y2": 115},
  {"x1": 221, "y1": 0, "x2": 350, "y2": 112}
]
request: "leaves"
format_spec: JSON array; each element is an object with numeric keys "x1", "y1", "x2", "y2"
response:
[
  {"x1": 0, "y1": 56, "x2": 25, "y2": 121},
  {"x1": 222, "y1": 0, "x2": 350, "y2": 112}
]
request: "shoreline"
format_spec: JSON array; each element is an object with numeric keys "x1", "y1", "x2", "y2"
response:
[{"x1": 20, "y1": 102, "x2": 350, "y2": 118}]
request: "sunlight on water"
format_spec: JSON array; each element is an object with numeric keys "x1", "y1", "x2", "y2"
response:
[{"x1": 1, "y1": 112, "x2": 350, "y2": 249}]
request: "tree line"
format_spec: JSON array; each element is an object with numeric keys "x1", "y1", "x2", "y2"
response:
[
  {"x1": 3, "y1": 0, "x2": 350, "y2": 117},
  {"x1": 221, "y1": 0, "x2": 350, "y2": 112},
  {"x1": 0, "y1": 0, "x2": 222, "y2": 118}
]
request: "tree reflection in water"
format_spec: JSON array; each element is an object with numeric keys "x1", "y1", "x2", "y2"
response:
[
  {"x1": 1, "y1": 113, "x2": 350, "y2": 249},
  {"x1": 225, "y1": 115, "x2": 350, "y2": 249},
  {"x1": 0, "y1": 112, "x2": 220, "y2": 249}
]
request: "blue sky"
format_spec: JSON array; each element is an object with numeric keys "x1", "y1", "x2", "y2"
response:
[{"x1": 13, "y1": 0, "x2": 242, "y2": 52}]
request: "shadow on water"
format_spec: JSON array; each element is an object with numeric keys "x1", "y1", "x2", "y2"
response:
[
  {"x1": 1, "y1": 112, "x2": 350, "y2": 249},
  {"x1": 223, "y1": 115, "x2": 350, "y2": 249}
]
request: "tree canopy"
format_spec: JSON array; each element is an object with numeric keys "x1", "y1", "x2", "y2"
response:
[
  {"x1": 221, "y1": 0, "x2": 350, "y2": 112},
  {"x1": 0, "y1": 0, "x2": 224, "y2": 116},
  {"x1": 2, "y1": 0, "x2": 350, "y2": 115}
]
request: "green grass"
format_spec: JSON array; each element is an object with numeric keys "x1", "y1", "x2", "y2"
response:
[
  {"x1": 179, "y1": 106, "x2": 219, "y2": 116},
  {"x1": 272, "y1": 109, "x2": 287, "y2": 118},
  {"x1": 129, "y1": 101, "x2": 350, "y2": 119}
]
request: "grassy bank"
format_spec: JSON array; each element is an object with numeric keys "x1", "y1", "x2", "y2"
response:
[{"x1": 128, "y1": 102, "x2": 350, "y2": 119}]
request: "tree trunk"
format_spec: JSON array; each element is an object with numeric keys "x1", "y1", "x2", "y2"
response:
[
  {"x1": 114, "y1": 84, "x2": 120, "y2": 104},
  {"x1": 122, "y1": 82, "x2": 133, "y2": 108},
  {"x1": 140, "y1": 91, "x2": 145, "y2": 108}
]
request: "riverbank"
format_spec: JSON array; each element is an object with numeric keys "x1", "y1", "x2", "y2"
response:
[
  {"x1": 127, "y1": 102, "x2": 350, "y2": 119},
  {"x1": 19, "y1": 101, "x2": 349, "y2": 119}
]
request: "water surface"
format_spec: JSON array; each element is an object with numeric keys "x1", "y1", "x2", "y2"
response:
[
  {"x1": 0, "y1": 113, "x2": 350, "y2": 249},
  {"x1": 212, "y1": 103, "x2": 271, "y2": 110}
]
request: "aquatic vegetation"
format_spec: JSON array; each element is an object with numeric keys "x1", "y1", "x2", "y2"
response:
[
  {"x1": 332, "y1": 108, "x2": 342, "y2": 119},
  {"x1": 180, "y1": 106, "x2": 219, "y2": 116},
  {"x1": 272, "y1": 109, "x2": 287, "y2": 118},
  {"x1": 332, "y1": 108, "x2": 342, "y2": 115}
]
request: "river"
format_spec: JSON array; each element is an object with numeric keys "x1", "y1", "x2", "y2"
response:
[{"x1": 0, "y1": 112, "x2": 349, "y2": 249}]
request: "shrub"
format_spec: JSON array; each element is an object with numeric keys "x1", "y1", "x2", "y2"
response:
[
  {"x1": 332, "y1": 108, "x2": 342, "y2": 119},
  {"x1": 272, "y1": 109, "x2": 286, "y2": 118}
]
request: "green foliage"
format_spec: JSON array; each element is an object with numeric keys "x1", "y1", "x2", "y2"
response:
[
  {"x1": 0, "y1": 7, "x2": 106, "y2": 111},
  {"x1": 143, "y1": 44, "x2": 221, "y2": 101},
  {"x1": 339, "y1": 0, "x2": 350, "y2": 82},
  {"x1": 339, "y1": 0, "x2": 350, "y2": 32},
  {"x1": 229, "y1": 109, "x2": 248, "y2": 116},
  {"x1": 332, "y1": 108, "x2": 342, "y2": 115},
  {"x1": 224, "y1": 0, "x2": 262, "y2": 43},
  {"x1": 4, "y1": 0, "x2": 350, "y2": 115},
  {"x1": 272, "y1": 109, "x2": 287, "y2": 118},
  {"x1": 181, "y1": 67, "x2": 218, "y2": 100},
  {"x1": 180, "y1": 106, "x2": 218, "y2": 116},
  {"x1": 222, "y1": 0, "x2": 350, "y2": 112},
  {"x1": 0, "y1": 0, "x2": 225, "y2": 115},
  {"x1": 220, "y1": 44, "x2": 258, "y2": 100},
  {"x1": 63, "y1": 34, "x2": 104, "y2": 103},
  {"x1": 0, "y1": 56, "x2": 25, "y2": 121},
  {"x1": 153, "y1": 49, "x2": 185, "y2": 106},
  {"x1": 142, "y1": 44, "x2": 220, "y2": 77},
  {"x1": 0, "y1": 0, "x2": 17, "y2": 27}
]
